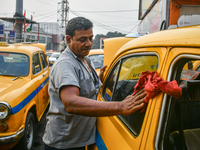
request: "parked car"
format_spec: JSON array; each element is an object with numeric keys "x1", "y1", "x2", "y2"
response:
[
  {"x1": 0, "y1": 42, "x2": 50, "y2": 150},
  {"x1": 88, "y1": 49, "x2": 104, "y2": 75},
  {"x1": 87, "y1": 25, "x2": 200, "y2": 150},
  {"x1": 45, "y1": 51, "x2": 54, "y2": 60},
  {"x1": 48, "y1": 52, "x2": 60, "y2": 67},
  {"x1": 103, "y1": 35, "x2": 146, "y2": 69}
]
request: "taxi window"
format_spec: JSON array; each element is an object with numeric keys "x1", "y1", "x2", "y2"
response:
[
  {"x1": 40, "y1": 52, "x2": 47, "y2": 69},
  {"x1": 32, "y1": 53, "x2": 42, "y2": 74},
  {"x1": 103, "y1": 62, "x2": 120, "y2": 101},
  {"x1": 162, "y1": 58, "x2": 200, "y2": 150},
  {"x1": 0, "y1": 52, "x2": 29, "y2": 76},
  {"x1": 103, "y1": 55, "x2": 158, "y2": 136}
]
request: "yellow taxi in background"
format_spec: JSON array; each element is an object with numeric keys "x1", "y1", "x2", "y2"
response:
[
  {"x1": 88, "y1": 49, "x2": 104, "y2": 75},
  {"x1": 0, "y1": 42, "x2": 50, "y2": 150},
  {"x1": 45, "y1": 51, "x2": 54, "y2": 62},
  {"x1": 103, "y1": 32, "x2": 147, "y2": 69},
  {"x1": 48, "y1": 52, "x2": 61, "y2": 67},
  {"x1": 88, "y1": 25, "x2": 200, "y2": 150}
]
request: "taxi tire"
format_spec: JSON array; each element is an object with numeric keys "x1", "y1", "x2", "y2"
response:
[{"x1": 15, "y1": 112, "x2": 36, "y2": 150}]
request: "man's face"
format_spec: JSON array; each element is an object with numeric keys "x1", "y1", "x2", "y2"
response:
[{"x1": 66, "y1": 28, "x2": 93, "y2": 59}]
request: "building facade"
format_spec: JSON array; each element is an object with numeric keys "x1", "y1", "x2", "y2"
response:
[{"x1": 0, "y1": 20, "x2": 65, "y2": 51}]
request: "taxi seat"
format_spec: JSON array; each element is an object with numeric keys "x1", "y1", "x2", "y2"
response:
[
  {"x1": 170, "y1": 128, "x2": 200, "y2": 150},
  {"x1": 169, "y1": 80, "x2": 200, "y2": 150}
]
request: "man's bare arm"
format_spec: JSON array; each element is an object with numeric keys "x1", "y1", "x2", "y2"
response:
[
  {"x1": 99, "y1": 65, "x2": 107, "y2": 82},
  {"x1": 60, "y1": 85, "x2": 146, "y2": 117}
]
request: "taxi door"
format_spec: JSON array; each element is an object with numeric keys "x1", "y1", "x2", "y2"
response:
[
  {"x1": 151, "y1": 47, "x2": 200, "y2": 150},
  {"x1": 89, "y1": 47, "x2": 168, "y2": 150},
  {"x1": 39, "y1": 51, "x2": 49, "y2": 111},
  {"x1": 32, "y1": 52, "x2": 48, "y2": 119}
]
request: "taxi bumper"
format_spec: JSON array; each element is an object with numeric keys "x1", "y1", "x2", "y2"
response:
[{"x1": 0, "y1": 128, "x2": 24, "y2": 144}]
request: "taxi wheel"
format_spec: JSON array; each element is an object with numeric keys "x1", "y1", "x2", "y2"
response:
[{"x1": 15, "y1": 112, "x2": 36, "y2": 150}]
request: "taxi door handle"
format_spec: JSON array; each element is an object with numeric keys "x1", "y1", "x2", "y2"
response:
[{"x1": 43, "y1": 74, "x2": 45, "y2": 77}]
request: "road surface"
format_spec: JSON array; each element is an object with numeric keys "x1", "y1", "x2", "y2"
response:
[{"x1": 32, "y1": 107, "x2": 48, "y2": 150}]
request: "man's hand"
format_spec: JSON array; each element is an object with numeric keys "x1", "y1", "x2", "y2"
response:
[
  {"x1": 120, "y1": 88, "x2": 146, "y2": 116},
  {"x1": 99, "y1": 65, "x2": 107, "y2": 82}
]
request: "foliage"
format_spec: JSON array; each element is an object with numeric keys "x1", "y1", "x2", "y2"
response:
[{"x1": 92, "y1": 31, "x2": 126, "y2": 49}]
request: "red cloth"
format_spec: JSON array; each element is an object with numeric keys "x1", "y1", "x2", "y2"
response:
[{"x1": 132, "y1": 71, "x2": 182, "y2": 104}]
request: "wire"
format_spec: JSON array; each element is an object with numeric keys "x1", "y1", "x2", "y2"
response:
[
  {"x1": 36, "y1": 12, "x2": 57, "y2": 22},
  {"x1": 69, "y1": 9, "x2": 137, "y2": 34},
  {"x1": 126, "y1": 22, "x2": 140, "y2": 34},
  {"x1": 33, "y1": 10, "x2": 57, "y2": 18},
  {"x1": 35, "y1": 0, "x2": 56, "y2": 7},
  {"x1": 24, "y1": 8, "x2": 57, "y2": 13},
  {"x1": 69, "y1": 10, "x2": 119, "y2": 32},
  {"x1": 69, "y1": 8, "x2": 137, "y2": 20},
  {"x1": 70, "y1": 9, "x2": 138, "y2": 13}
]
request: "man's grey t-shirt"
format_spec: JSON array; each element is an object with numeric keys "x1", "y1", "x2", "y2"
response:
[{"x1": 43, "y1": 47, "x2": 101, "y2": 149}]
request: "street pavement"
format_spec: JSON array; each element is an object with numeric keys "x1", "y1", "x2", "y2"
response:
[{"x1": 32, "y1": 107, "x2": 48, "y2": 150}]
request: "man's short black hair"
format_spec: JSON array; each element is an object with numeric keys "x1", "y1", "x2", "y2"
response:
[{"x1": 66, "y1": 17, "x2": 93, "y2": 38}]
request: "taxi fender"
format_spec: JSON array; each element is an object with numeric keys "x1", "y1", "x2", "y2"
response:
[{"x1": 22, "y1": 100, "x2": 37, "y2": 124}]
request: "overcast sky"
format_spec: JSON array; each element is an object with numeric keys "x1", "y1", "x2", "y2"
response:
[{"x1": 0, "y1": 0, "x2": 140, "y2": 36}]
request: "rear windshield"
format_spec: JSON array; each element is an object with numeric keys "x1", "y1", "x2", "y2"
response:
[
  {"x1": 51, "y1": 53, "x2": 60, "y2": 58},
  {"x1": 0, "y1": 52, "x2": 29, "y2": 76},
  {"x1": 89, "y1": 54, "x2": 104, "y2": 69}
]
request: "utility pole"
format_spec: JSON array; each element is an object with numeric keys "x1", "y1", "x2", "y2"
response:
[
  {"x1": 64, "y1": 0, "x2": 68, "y2": 46},
  {"x1": 65, "y1": 0, "x2": 68, "y2": 35},
  {"x1": 57, "y1": 0, "x2": 68, "y2": 48},
  {"x1": 57, "y1": 0, "x2": 66, "y2": 28},
  {"x1": 14, "y1": 0, "x2": 23, "y2": 43}
]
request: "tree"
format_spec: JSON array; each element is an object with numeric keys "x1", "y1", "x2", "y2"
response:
[
  {"x1": 92, "y1": 34, "x2": 107, "y2": 49},
  {"x1": 92, "y1": 31, "x2": 126, "y2": 49}
]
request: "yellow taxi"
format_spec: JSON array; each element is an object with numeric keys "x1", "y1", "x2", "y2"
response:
[
  {"x1": 88, "y1": 25, "x2": 200, "y2": 150},
  {"x1": 48, "y1": 52, "x2": 61, "y2": 67},
  {"x1": 45, "y1": 51, "x2": 54, "y2": 63},
  {"x1": 0, "y1": 42, "x2": 50, "y2": 150},
  {"x1": 45, "y1": 51, "x2": 54, "y2": 58},
  {"x1": 103, "y1": 33, "x2": 146, "y2": 69},
  {"x1": 88, "y1": 49, "x2": 104, "y2": 75}
]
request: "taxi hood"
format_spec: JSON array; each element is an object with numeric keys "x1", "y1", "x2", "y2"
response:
[
  {"x1": 0, "y1": 76, "x2": 30, "y2": 103},
  {"x1": 0, "y1": 82, "x2": 13, "y2": 93}
]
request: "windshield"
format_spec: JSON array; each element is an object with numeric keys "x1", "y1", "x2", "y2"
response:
[
  {"x1": 0, "y1": 52, "x2": 29, "y2": 76},
  {"x1": 89, "y1": 54, "x2": 104, "y2": 69},
  {"x1": 46, "y1": 53, "x2": 53, "y2": 57},
  {"x1": 51, "y1": 53, "x2": 60, "y2": 58}
]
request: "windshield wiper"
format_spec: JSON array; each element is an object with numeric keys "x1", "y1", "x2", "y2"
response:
[{"x1": 12, "y1": 76, "x2": 19, "y2": 81}]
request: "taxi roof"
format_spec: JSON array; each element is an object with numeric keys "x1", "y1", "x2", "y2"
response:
[
  {"x1": 89, "y1": 49, "x2": 104, "y2": 55},
  {"x1": 0, "y1": 43, "x2": 43, "y2": 55},
  {"x1": 115, "y1": 25, "x2": 200, "y2": 57}
]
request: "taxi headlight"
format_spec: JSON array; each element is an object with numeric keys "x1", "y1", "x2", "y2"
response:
[{"x1": 0, "y1": 102, "x2": 11, "y2": 121}]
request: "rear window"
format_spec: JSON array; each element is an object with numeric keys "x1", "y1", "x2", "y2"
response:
[
  {"x1": 51, "y1": 53, "x2": 60, "y2": 58},
  {"x1": 89, "y1": 54, "x2": 104, "y2": 69}
]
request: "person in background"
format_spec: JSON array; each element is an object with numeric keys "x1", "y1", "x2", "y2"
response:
[
  {"x1": 42, "y1": 17, "x2": 146, "y2": 150},
  {"x1": 60, "y1": 49, "x2": 64, "y2": 54}
]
